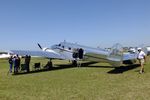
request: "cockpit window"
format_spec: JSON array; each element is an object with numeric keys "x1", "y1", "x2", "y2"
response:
[{"x1": 62, "y1": 46, "x2": 64, "y2": 49}]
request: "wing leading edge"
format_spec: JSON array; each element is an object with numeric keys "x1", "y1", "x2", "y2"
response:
[{"x1": 9, "y1": 50, "x2": 65, "y2": 59}]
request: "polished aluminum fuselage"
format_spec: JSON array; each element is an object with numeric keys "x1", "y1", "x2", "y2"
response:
[{"x1": 51, "y1": 42, "x2": 123, "y2": 66}]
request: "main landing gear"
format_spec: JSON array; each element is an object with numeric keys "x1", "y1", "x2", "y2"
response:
[{"x1": 72, "y1": 48, "x2": 84, "y2": 67}]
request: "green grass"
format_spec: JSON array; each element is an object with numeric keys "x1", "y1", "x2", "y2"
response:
[{"x1": 0, "y1": 57, "x2": 150, "y2": 100}]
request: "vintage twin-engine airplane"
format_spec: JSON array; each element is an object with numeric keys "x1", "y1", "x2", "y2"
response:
[{"x1": 10, "y1": 41, "x2": 139, "y2": 67}]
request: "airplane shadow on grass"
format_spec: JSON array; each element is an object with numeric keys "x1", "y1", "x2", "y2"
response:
[
  {"x1": 58, "y1": 62, "x2": 140, "y2": 74},
  {"x1": 80, "y1": 63, "x2": 140, "y2": 74},
  {"x1": 107, "y1": 64, "x2": 140, "y2": 74},
  {"x1": 12, "y1": 65, "x2": 76, "y2": 76},
  {"x1": 12, "y1": 62, "x2": 98, "y2": 75},
  {"x1": 12, "y1": 62, "x2": 140, "y2": 75}
]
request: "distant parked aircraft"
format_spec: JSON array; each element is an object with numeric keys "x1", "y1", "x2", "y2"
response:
[
  {"x1": 0, "y1": 52, "x2": 13, "y2": 59},
  {"x1": 10, "y1": 41, "x2": 142, "y2": 67},
  {"x1": 146, "y1": 46, "x2": 150, "y2": 55}
]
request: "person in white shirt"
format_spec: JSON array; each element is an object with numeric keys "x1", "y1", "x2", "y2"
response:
[{"x1": 137, "y1": 48, "x2": 146, "y2": 74}]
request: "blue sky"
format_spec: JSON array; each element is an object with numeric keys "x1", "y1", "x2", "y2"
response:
[{"x1": 0, "y1": 0, "x2": 150, "y2": 50}]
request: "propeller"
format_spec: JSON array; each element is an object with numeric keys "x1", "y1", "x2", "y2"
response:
[{"x1": 37, "y1": 43, "x2": 42, "y2": 50}]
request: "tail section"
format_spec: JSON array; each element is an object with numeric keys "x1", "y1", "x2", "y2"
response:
[{"x1": 107, "y1": 43, "x2": 123, "y2": 67}]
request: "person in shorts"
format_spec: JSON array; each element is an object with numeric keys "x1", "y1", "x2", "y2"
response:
[{"x1": 137, "y1": 48, "x2": 146, "y2": 74}]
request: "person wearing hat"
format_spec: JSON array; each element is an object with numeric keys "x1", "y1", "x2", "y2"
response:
[{"x1": 137, "y1": 48, "x2": 146, "y2": 74}]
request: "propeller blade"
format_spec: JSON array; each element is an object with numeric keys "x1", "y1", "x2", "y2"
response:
[{"x1": 37, "y1": 43, "x2": 42, "y2": 50}]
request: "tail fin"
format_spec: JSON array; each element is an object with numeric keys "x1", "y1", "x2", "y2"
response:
[{"x1": 107, "y1": 43, "x2": 123, "y2": 67}]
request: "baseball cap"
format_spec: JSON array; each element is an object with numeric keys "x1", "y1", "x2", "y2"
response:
[{"x1": 137, "y1": 47, "x2": 142, "y2": 50}]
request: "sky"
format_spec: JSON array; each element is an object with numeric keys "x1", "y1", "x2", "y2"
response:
[{"x1": 0, "y1": 0, "x2": 150, "y2": 50}]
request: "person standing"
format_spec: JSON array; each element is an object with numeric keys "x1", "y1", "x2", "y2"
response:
[
  {"x1": 13, "y1": 56, "x2": 17, "y2": 74},
  {"x1": 25, "y1": 55, "x2": 31, "y2": 72},
  {"x1": 8, "y1": 56, "x2": 13, "y2": 73},
  {"x1": 16, "y1": 54, "x2": 21, "y2": 71},
  {"x1": 137, "y1": 48, "x2": 146, "y2": 74}
]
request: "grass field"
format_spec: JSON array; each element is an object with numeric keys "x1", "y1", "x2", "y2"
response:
[{"x1": 0, "y1": 57, "x2": 150, "y2": 100}]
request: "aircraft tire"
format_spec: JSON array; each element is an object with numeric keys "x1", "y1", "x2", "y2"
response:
[{"x1": 72, "y1": 60, "x2": 77, "y2": 67}]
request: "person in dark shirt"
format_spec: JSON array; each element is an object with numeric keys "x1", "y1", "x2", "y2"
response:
[
  {"x1": 25, "y1": 55, "x2": 31, "y2": 72},
  {"x1": 16, "y1": 54, "x2": 21, "y2": 71},
  {"x1": 13, "y1": 56, "x2": 17, "y2": 74},
  {"x1": 8, "y1": 56, "x2": 13, "y2": 73}
]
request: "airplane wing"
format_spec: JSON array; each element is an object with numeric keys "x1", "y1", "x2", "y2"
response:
[{"x1": 9, "y1": 50, "x2": 65, "y2": 59}]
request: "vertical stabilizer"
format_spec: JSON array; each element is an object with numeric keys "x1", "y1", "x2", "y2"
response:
[{"x1": 107, "y1": 43, "x2": 123, "y2": 67}]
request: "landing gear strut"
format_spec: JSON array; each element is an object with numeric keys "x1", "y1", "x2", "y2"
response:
[
  {"x1": 72, "y1": 48, "x2": 84, "y2": 67},
  {"x1": 72, "y1": 60, "x2": 77, "y2": 67}
]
